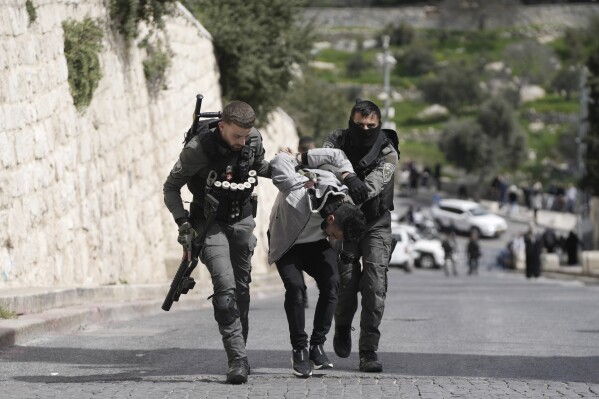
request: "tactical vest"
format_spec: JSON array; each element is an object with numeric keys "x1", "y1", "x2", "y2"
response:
[
  {"x1": 191, "y1": 121, "x2": 261, "y2": 223},
  {"x1": 334, "y1": 129, "x2": 399, "y2": 221}
]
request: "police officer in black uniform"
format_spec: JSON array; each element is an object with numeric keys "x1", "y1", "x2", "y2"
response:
[
  {"x1": 323, "y1": 100, "x2": 399, "y2": 372},
  {"x1": 163, "y1": 100, "x2": 270, "y2": 384}
]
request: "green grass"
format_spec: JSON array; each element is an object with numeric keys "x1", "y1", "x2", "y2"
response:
[
  {"x1": 0, "y1": 307, "x2": 17, "y2": 319},
  {"x1": 520, "y1": 94, "x2": 580, "y2": 114},
  {"x1": 312, "y1": 28, "x2": 581, "y2": 176},
  {"x1": 400, "y1": 139, "x2": 446, "y2": 165}
]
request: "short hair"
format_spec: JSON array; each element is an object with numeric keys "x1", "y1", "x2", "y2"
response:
[
  {"x1": 222, "y1": 101, "x2": 256, "y2": 128},
  {"x1": 350, "y1": 100, "x2": 381, "y2": 122},
  {"x1": 334, "y1": 203, "x2": 366, "y2": 242},
  {"x1": 298, "y1": 136, "x2": 316, "y2": 152}
]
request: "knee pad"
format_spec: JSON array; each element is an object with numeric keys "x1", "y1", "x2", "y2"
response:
[{"x1": 212, "y1": 293, "x2": 239, "y2": 326}]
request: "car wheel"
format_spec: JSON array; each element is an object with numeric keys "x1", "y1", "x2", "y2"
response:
[
  {"x1": 470, "y1": 226, "x2": 481, "y2": 237},
  {"x1": 419, "y1": 254, "x2": 435, "y2": 269}
]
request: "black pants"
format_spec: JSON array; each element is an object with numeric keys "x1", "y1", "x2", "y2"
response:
[{"x1": 275, "y1": 240, "x2": 339, "y2": 350}]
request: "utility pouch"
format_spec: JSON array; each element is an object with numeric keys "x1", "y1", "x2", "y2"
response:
[{"x1": 250, "y1": 193, "x2": 258, "y2": 218}]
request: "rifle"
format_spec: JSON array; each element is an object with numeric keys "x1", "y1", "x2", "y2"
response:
[
  {"x1": 185, "y1": 94, "x2": 222, "y2": 145},
  {"x1": 162, "y1": 194, "x2": 219, "y2": 311}
]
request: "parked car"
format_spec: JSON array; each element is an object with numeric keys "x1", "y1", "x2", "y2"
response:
[
  {"x1": 393, "y1": 223, "x2": 445, "y2": 269},
  {"x1": 389, "y1": 226, "x2": 413, "y2": 272},
  {"x1": 431, "y1": 198, "x2": 507, "y2": 238}
]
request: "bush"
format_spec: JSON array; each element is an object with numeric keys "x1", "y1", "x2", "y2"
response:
[
  {"x1": 381, "y1": 23, "x2": 415, "y2": 47},
  {"x1": 418, "y1": 63, "x2": 481, "y2": 113},
  {"x1": 189, "y1": 0, "x2": 314, "y2": 120},
  {"x1": 26, "y1": 0, "x2": 36, "y2": 24},
  {"x1": 63, "y1": 19, "x2": 104, "y2": 111},
  {"x1": 346, "y1": 52, "x2": 368, "y2": 78},
  {"x1": 142, "y1": 39, "x2": 171, "y2": 94},
  {"x1": 398, "y1": 46, "x2": 436, "y2": 76},
  {"x1": 109, "y1": 0, "x2": 175, "y2": 44},
  {"x1": 551, "y1": 65, "x2": 580, "y2": 100}
]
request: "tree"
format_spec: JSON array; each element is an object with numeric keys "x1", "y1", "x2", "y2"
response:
[
  {"x1": 439, "y1": 97, "x2": 526, "y2": 191},
  {"x1": 418, "y1": 63, "x2": 481, "y2": 113},
  {"x1": 503, "y1": 40, "x2": 558, "y2": 87},
  {"x1": 281, "y1": 75, "x2": 349, "y2": 145},
  {"x1": 398, "y1": 46, "x2": 436, "y2": 77},
  {"x1": 186, "y1": 0, "x2": 314, "y2": 121},
  {"x1": 581, "y1": 48, "x2": 599, "y2": 195}
]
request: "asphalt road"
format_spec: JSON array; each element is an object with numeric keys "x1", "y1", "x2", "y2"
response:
[{"x1": 1, "y1": 265, "x2": 599, "y2": 397}]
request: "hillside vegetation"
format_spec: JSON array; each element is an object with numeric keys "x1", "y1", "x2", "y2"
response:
[{"x1": 306, "y1": 23, "x2": 593, "y2": 188}]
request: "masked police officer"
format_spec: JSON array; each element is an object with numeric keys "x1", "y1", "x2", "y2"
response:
[
  {"x1": 163, "y1": 100, "x2": 270, "y2": 384},
  {"x1": 323, "y1": 100, "x2": 399, "y2": 372}
]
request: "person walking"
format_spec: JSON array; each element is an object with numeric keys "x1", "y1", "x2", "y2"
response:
[
  {"x1": 268, "y1": 148, "x2": 366, "y2": 378},
  {"x1": 163, "y1": 100, "x2": 270, "y2": 384},
  {"x1": 467, "y1": 231, "x2": 481, "y2": 275},
  {"x1": 323, "y1": 100, "x2": 399, "y2": 372},
  {"x1": 524, "y1": 224, "x2": 543, "y2": 278},
  {"x1": 441, "y1": 232, "x2": 457, "y2": 276}
]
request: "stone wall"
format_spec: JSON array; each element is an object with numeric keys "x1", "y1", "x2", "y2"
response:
[
  {"x1": 0, "y1": 1, "x2": 297, "y2": 289},
  {"x1": 304, "y1": 4, "x2": 599, "y2": 31}
]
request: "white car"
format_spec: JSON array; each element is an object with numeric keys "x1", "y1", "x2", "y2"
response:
[
  {"x1": 431, "y1": 198, "x2": 507, "y2": 238},
  {"x1": 393, "y1": 223, "x2": 445, "y2": 269},
  {"x1": 389, "y1": 227, "x2": 413, "y2": 271}
]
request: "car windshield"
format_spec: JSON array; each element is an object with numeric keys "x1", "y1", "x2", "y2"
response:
[{"x1": 469, "y1": 206, "x2": 489, "y2": 216}]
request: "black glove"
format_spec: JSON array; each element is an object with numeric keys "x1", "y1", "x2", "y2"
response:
[
  {"x1": 344, "y1": 174, "x2": 368, "y2": 204},
  {"x1": 177, "y1": 221, "x2": 197, "y2": 251}
]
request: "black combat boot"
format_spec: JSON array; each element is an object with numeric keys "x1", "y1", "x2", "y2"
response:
[
  {"x1": 226, "y1": 357, "x2": 250, "y2": 384},
  {"x1": 359, "y1": 351, "x2": 383, "y2": 372},
  {"x1": 333, "y1": 325, "x2": 352, "y2": 358}
]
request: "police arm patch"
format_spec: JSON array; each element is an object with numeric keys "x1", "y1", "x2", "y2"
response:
[
  {"x1": 171, "y1": 159, "x2": 182, "y2": 174},
  {"x1": 382, "y1": 163, "x2": 395, "y2": 183}
]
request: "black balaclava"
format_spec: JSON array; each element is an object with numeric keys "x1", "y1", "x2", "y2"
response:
[{"x1": 346, "y1": 118, "x2": 381, "y2": 163}]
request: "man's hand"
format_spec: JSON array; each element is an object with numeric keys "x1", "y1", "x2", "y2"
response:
[
  {"x1": 344, "y1": 174, "x2": 368, "y2": 204},
  {"x1": 177, "y1": 221, "x2": 197, "y2": 252}
]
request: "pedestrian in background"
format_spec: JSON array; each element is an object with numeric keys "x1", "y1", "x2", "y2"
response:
[
  {"x1": 441, "y1": 232, "x2": 457, "y2": 276},
  {"x1": 524, "y1": 223, "x2": 542, "y2": 278},
  {"x1": 467, "y1": 231, "x2": 481, "y2": 275},
  {"x1": 530, "y1": 181, "x2": 543, "y2": 222},
  {"x1": 565, "y1": 230, "x2": 581, "y2": 265}
]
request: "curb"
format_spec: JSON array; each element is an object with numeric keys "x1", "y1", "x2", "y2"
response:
[{"x1": 0, "y1": 272, "x2": 284, "y2": 349}]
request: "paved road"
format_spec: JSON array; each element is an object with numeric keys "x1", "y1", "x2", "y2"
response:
[{"x1": 1, "y1": 267, "x2": 599, "y2": 397}]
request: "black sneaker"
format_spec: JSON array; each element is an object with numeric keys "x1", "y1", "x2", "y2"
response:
[
  {"x1": 333, "y1": 325, "x2": 353, "y2": 358},
  {"x1": 226, "y1": 357, "x2": 250, "y2": 384},
  {"x1": 291, "y1": 347, "x2": 312, "y2": 378},
  {"x1": 309, "y1": 344, "x2": 333, "y2": 369},
  {"x1": 359, "y1": 351, "x2": 383, "y2": 372}
]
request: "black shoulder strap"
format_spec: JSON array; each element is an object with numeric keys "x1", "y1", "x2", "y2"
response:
[
  {"x1": 183, "y1": 118, "x2": 220, "y2": 147},
  {"x1": 382, "y1": 128, "x2": 400, "y2": 154}
]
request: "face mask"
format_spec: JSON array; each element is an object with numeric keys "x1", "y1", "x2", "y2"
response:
[{"x1": 348, "y1": 119, "x2": 381, "y2": 148}]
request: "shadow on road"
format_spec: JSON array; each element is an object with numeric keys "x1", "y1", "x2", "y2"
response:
[{"x1": 3, "y1": 346, "x2": 598, "y2": 384}]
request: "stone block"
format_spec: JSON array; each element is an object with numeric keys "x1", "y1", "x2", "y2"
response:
[
  {"x1": 581, "y1": 251, "x2": 599, "y2": 276},
  {"x1": 0, "y1": 129, "x2": 16, "y2": 169},
  {"x1": 541, "y1": 253, "x2": 560, "y2": 271}
]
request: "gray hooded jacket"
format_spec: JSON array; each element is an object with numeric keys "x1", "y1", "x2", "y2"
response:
[{"x1": 268, "y1": 148, "x2": 355, "y2": 264}]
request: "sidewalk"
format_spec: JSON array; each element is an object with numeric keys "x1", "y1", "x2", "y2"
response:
[{"x1": 0, "y1": 272, "x2": 284, "y2": 349}]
